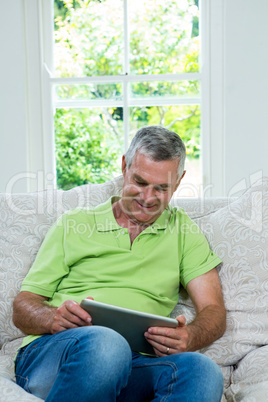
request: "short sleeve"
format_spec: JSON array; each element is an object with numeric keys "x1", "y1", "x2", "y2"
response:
[
  {"x1": 179, "y1": 212, "x2": 222, "y2": 289},
  {"x1": 21, "y1": 214, "x2": 69, "y2": 297}
]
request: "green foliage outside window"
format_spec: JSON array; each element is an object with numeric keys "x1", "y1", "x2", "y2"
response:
[
  {"x1": 55, "y1": 108, "x2": 123, "y2": 190},
  {"x1": 54, "y1": 0, "x2": 200, "y2": 190}
]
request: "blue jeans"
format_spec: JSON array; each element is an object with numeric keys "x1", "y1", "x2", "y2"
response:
[{"x1": 15, "y1": 326, "x2": 224, "y2": 401}]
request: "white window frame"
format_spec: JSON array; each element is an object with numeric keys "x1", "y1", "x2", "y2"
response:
[
  {"x1": 201, "y1": 0, "x2": 225, "y2": 197},
  {"x1": 23, "y1": 0, "x2": 225, "y2": 196},
  {"x1": 23, "y1": 0, "x2": 55, "y2": 192}
]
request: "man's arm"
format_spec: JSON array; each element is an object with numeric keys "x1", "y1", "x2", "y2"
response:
[
  {"x1": 13, "y1": 291, "x2": 93, "y2": 335},
  {"x1": 144, "y1": 267, "x2": 226, "y2": 356}
]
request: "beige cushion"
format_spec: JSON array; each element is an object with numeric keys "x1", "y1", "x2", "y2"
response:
[
  {"x1": 170, "y1": 196, "x2": 234, "y2": 218},
  {"x1": 174, "y1": 177, "x2": 268, "y2": 368},
  {"x1": 224, "y1": 346, "x2": 268, "y2": 401},
  {"x1": 0, "y1": 176, "x2": 123, "y2": 347},
  {"x1": 1, "y1": 175, "x2": 267, "y2": 400},
  {"x1": 0, "y1": 376, "x2": 43, "y2": 401},
  {"x1": 0, "y1": 339, "x2": 43, "y2": 400}
]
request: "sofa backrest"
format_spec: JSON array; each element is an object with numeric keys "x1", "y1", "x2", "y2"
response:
[
  {"x1": 0, "y1": 177, "x2": 124, "y2": 347},
  {"x1": 0, "y1": 175, "x2": 230, "y2": 347},
  {"x1": 172, "y1": 177, "x2": 268, "y2": 367},
  {"x1": 0, "y1": 175, "x2": 267, "y2": 372}
]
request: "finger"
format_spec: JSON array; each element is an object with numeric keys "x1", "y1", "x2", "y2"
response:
[
  {"x1": 52, "y1": 314, "x2": 81, "y2": 333},
  {"x1": 59, "y1": 310, "x2": 90, "y2": 327},
  {"x1": 156, "y1": 346, "x2": 176, "y2": 357},
  {"x1": 65, "y1": 301, "x2": 92, "y2": 324},
  {"x1": 145, "y1": 329, "x2": 187, "y2": 353},
  {"x1": 145, "y1": 337, "x2": 166, "y2": 356},
  {"x1": 145, "y1": 332, "x2": 177, "y2": 350},
  {"x1": 176, "y1": 315, "x2": 186, "y2": 326},
  {"x1": 145, "y1": 332, "x2": 170, "y2": 346},
  {"x1": 55, "y1": 303, "x2": 91, "y2": 329},
  {"x1": 146, "y1": 326, "x2": 177, "y2": 338},
  {"x1": 145, "y1": 337, "x2": 175, "y2": 357}
]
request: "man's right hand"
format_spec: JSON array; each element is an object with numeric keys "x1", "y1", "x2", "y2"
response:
[
  {"x1": 13, "y1": 291, "x2": 93, "y2": 336},
  {"x1": 51, "y1": 298, "x2": 93, "y2": 334}
]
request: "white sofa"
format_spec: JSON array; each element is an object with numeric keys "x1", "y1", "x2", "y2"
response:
[{"x1": 0, "y1": 175, "x2": 268, "y2": 401}]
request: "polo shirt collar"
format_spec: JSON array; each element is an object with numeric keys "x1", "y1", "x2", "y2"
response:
[
  {"x1": 95, "y1": 196, "x2": 171, "y2": 233},
  {"x1": 95, "y1": 196, "x2": 121, "y2": 232}
]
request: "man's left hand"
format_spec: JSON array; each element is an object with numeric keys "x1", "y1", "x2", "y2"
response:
[{"x1": 144, "y1": 315, "x2": 188, "y2": 356}]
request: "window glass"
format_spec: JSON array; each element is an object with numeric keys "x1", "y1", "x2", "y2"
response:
[
  {"x1": 55, "y1": 83, "x2": 123, "y2": 102},
  {"x1": 55, "y1": 107, "x2": 123, "y2": 190},
  {"x1": 53, "y1": 0, "x2": 201, "y2": 193},
  {"x1": 54, "y1": 0, "x2": 124, "y2": 77},
  {"x1": 129, "y1": 0, "x2": 199, "y2": 74},
  {"x1": 129, "y1": 105, "x2": 201, "y2": 197},
  {"x1": 130, "y1": 80, "x2": 200, "y2": 100}
]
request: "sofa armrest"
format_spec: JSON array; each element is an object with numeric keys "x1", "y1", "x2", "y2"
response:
[{"x1": 0, "y1": 375, "x2": 43, "y2": 401}]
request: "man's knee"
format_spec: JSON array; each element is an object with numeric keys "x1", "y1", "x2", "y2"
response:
[
  {"x1": 71, "y1": 326, "x2": 132, "y2": 374},
  {"x1": 74, "y1": 325, "x2": 131, "y2": 354},
  {"x1": 192, "y1": 353, "x2": 223, "y2": 380},
  {"x1": 69, "y1": 326, "x2": 132, "y2": 398},
  {"x1": 177, "y1": 352, "x2": 224, "y2": 400}
]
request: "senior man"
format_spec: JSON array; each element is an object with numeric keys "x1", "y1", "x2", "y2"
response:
[{"x1": 13, "y1": 125, "x2": 226, "y2": 401}]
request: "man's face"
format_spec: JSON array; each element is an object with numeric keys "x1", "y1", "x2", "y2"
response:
[{"x1": 120, "y1": 151, "x2": 184, "y2": 226}]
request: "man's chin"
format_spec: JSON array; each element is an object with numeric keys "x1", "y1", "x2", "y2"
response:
[
  {"x1": 135, "y1": 200, "x2": 163, "y2": 213},
  {"x1": 131, "y1": 210, "x2": 160, "y2": 225},
  {"x1": 119, "y1": 199, "x2": 164, "y2": 224}
]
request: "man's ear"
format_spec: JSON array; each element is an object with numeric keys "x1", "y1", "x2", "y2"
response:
[
  {"x1": 121, "y1": 155, "x2": 127, "y2": 175},
  {"x1": 175, "y1": 170, "x2": 186, "y2": 191}
]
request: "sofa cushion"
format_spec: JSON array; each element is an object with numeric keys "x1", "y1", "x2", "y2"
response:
[
  {"x1": 0, "y1": 176, "x2": 123, "y2": 347},
  {"x1": 174, "y1": 177, "x2": 268, "y2": 366},
  {"x1": 170, "y1": 197, "x2": 234, "y2": 219},
  {"x1": 1, "y1": 175, "x2": 267, "y2": 401},
  {"x1": 224, "y1": 346, "x2": 268, "y2": 401},
  {"x1": 0, "y1": 375, "x2": 43, "y2": 401}
]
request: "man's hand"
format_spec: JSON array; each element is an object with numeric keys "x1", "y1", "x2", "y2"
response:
[
  {"x1": 145, "y1": 268, "x2": 226, "y2": 356},
  {"x1": 13, "y1": 292, "x2": 93, "y2": 336},
  {"x1": 51, "y1": 298, "x2": 93, "y2": 334},
  {"x1": 144, "y1": 315, "x2": 188, "y2": 357}
]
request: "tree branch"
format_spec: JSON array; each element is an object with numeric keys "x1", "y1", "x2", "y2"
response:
[
  {"x1": 166, "y1": 107, "x2": 198, "y2": 129},
  {"x1": 103, "y1": 108, "x2": 121, "y2": 141}
]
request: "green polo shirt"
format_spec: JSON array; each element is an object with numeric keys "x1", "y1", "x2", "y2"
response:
[{"x1": 20, "y1": 196, "x2": 221, "y2": 348}]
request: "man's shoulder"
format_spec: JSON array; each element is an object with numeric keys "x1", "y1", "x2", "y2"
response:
[
  {"x1": 63, "y1": 197, "x2": 113, "y2": 217},
  {"x1": 61, "y1": 206, "x2": 95, "y2": 220},
  {"x1": 163, "y1": 204, "x2": 199, "y2": 234},
  {"x1": 166, "y1": 203, "x2": 190, "y2": 221},
  {"x1": 55, "y1": 197, "x2": 115, "y2": 229}
]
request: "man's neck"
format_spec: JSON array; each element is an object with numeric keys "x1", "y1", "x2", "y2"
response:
[{"x1": 112, "y1": 200, "x2": 151, "y2": 243}]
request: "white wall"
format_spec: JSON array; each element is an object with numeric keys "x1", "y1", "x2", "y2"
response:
[
  {"x1": 224, "y1": 0, "x2": 268, "y2": 196},
  {"x1": 0, "y1": 1, "x2": 28, "y2": 192},
  {"x1": 1, "y1": 0, "x2": 268, "y2": 195}
]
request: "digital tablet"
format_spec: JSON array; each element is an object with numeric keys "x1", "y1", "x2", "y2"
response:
[{"x1": 80, "y1": 299, "x2": 178, "y2": 355}]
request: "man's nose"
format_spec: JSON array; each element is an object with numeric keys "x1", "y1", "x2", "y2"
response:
[{"x1": 142, "y1": 186, "x2": 156, "y2": 202}]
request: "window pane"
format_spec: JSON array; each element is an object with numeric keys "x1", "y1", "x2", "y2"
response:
[
  {"x1": 54, "y1": 108, "x2": 123, "y2": 190},
  {"x1": 129, "y1": 0, "x2": 200, "y2": 75},
  {"x1": 54, "y1": 0, "x2": 124, "y2": 77},
  {"x1": 130, "y1": 80, "x2": 200, "y2": 100},
  {"x1": 53, "y1": 1, "x2": 202, "y2": 193},
  {"x1": 175, "y1": 158, "x2": 202, "y2": 197},
  {"x1": 129, "y1": 105, "x2": 202, "y2": 195},
  {"x1": 54, "y1": 83, "x2": 123, "y2": 102}
]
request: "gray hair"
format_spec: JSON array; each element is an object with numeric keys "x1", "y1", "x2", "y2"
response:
[{"x1": 125, "y1": 125, "x2": 186, "y2": 180}]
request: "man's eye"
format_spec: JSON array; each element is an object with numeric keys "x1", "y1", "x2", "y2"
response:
[
  {"x1": 153, "y1": 185, "x2": 167, "y2": 192},
  {"x1": 135, "y1": 180, "x2": 146, "y2": 186}
]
